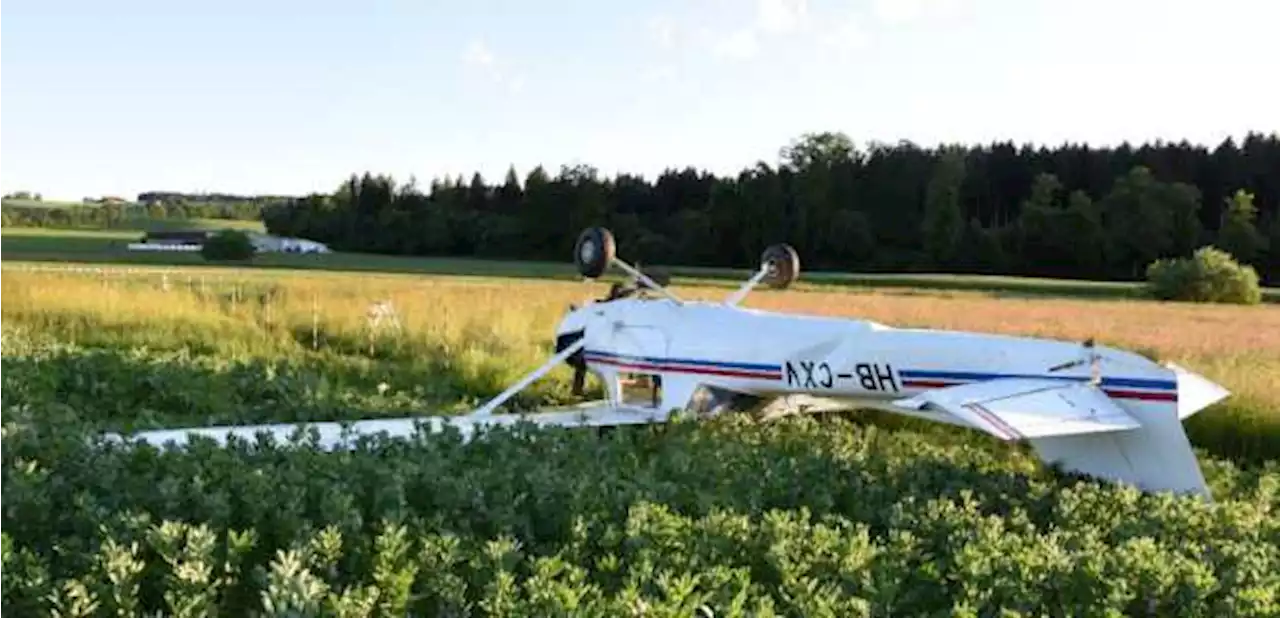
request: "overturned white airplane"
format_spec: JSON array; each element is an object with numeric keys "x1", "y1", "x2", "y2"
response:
[{"x1": 108, "y1": 227, "x2": 1230, "y2": 499}]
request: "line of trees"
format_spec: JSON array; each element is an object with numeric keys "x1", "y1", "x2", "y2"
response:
[
  {"x1": 1, "y1": 200, "x2": 269, "y2": 229},
  {"x1": 263, "y1": 132, "x2": 1279, "y2": 284}
]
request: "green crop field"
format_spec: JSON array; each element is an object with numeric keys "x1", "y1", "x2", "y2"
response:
[{"x1": 3, "y1": 259, "x2": 1280, "y2": 616}]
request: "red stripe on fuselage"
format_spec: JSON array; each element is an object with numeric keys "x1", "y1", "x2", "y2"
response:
[
  {"x1": 902, "y1": 379, "x2": 962, "y2": 388},
  {"x1": 1101, "y1": 389, "x2": 1178, "y2": 402}
]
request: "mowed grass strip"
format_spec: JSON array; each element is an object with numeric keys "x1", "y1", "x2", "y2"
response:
[
  {"x1": 5, "y1": 224, "x2": 1278, "y2": 302},
  {"x1": 2, "y1": 267, "x2": 1276, "y2": 461}
]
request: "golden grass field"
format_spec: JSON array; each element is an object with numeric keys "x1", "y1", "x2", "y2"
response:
[{"x1": 3, "y1": 264, "x2": 1277, "y2": 459}]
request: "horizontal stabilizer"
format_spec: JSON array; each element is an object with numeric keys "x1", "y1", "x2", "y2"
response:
[{"x1": 893, "y1": 378, "x2": 1140, "y2": 441}]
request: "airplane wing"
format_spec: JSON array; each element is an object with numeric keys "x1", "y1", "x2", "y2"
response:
[{"x1": 892, "y1": 378, "x2": 1141, "y2": 441}]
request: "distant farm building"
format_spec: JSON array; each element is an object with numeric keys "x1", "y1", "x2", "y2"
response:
[
  {"x1": 246, "y1": 232, "x2": 331, "y2": 254},
  {"x1": 126, "y1": 230, "x2": 211, "y2": 252},
  {"x1": 127, "y1": 229, "x2": 331, "y2": 254}
]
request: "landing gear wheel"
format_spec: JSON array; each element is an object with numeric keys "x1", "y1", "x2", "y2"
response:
[
  {"x1": 574, "y1": 227, "x2": 616, "y2": 279},
  {"x1": 760, "y1": 243, "x2": 800, "y2": 289}
]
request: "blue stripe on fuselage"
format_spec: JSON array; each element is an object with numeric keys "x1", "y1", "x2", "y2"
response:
[
  {"x1": 899, "y1": 369, "x2": 1176, "y2": 391},
  {"x1": 584, "y1": 350, "x2": 781, "y2": 372},
  {"x1": 581, "y1": 353, "x2": 1176, "y2": 392}
]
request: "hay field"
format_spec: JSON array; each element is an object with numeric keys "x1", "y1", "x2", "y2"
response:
[{"x1": 3, "y1": 265, "x2": 1276, "y2": 458}]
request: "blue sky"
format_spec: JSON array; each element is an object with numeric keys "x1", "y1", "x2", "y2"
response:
[{"x1": 2, "y1": 0, "x2": 1276, "y2": 200}]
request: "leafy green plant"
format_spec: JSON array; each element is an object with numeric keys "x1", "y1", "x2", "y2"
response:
[
  {"x1": 201, "y1": 229, "x2": 256, "y2": 262},
  {"x1": 1146, "y1": 246, "x2": 1262, "y2": 304},
  {"x1": 4, "y1": 409, "x2": 1280, "y2": 616}
]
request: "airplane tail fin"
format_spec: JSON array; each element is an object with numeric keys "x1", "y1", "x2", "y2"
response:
[
  {"x1": 1030, "y1": 363, "x2": 1229, "y2": 501},
  {"x1": 1018, "y1": 363, "x2": 1228, "y2": 504},
  {"x1": 1027, "y1": 411, "x2": 1210, "y2": 500},
  {"x1": 893, "y1": 371, "x2": 1226, "y2": 500}
]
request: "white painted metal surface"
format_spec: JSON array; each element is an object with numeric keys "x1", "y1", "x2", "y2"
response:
[{"x1": 893, "y1": 378, "x2": 1143, "y2": 440}]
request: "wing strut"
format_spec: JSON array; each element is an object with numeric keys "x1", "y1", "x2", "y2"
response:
[
  {"x1": 722, "y1": 243, "x2": 800, "y2": 306},
  {"x1": 724, "y1": 265, "x2": 770, "y2": 306},
  {"x1": 469, "y1": 337, "x2": 586, "y2": 417}
]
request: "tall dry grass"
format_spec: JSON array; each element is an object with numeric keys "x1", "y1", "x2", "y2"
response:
[{"x1": 3, "y1": 268, "x2": 1276, "y2": 457}]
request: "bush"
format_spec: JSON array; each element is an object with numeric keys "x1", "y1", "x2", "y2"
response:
[
  {"x1": 1145, "y1": 246, "x2": 1261, "y2": 304},
  {"x1": 201, "y1": 229, "x2": 256, "y2": 262}
]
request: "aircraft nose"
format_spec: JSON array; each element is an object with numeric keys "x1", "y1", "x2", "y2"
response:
[
  {"x1": 555, "y1": 325, "x2": 588, "y2": 395},
  {"x1": 555, "y1": 303, "x2": 586, "y2": 343},
  {"x1": 554, "y1": 327, "x2": 585, "y2": 355},
  {"x1": 554, "y1": 305, "x2": 591, "y2": 395}
]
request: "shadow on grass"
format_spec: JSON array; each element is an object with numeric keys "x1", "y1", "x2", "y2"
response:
[{"x1": 0, "y1": 337, "x2": 581, "y2": 435}]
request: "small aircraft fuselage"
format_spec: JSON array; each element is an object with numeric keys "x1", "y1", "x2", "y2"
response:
[
  {"x1": 555, "y1": 292, "x2": 1229, "y2": 499},
  {"x1": 558, "y1": 296, "x2": 1211, "y2": 418}
]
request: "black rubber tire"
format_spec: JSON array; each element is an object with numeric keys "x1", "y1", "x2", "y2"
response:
[
  {"x1": 574, "y1": 227, "x2": 616, "y2": 279},
  {"x1": 760, "y1": 243, "x2": 800, "y2": 289}
]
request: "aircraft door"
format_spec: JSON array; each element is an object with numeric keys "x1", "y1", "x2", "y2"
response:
[
  {"x1": 607, "y1": 302, "x2": 675, "y2": 408},
  {"x1": 612, "y1": 301, "x2": 675, "y2": 359},
  {"x1": 610, "y1": 323, "x2": 670, "y2": 408},
  {"x1": 613, "y1": 324, "x2": 669, "y2": 362}
]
